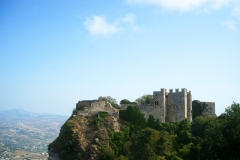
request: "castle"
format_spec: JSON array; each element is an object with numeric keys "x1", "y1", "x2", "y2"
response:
[
  {"x1": 121, "y1": 88, "x2": 192, "y2": 122},
  {"x1": 76, "y1": 88, "x2": 215, "y2": 123}
]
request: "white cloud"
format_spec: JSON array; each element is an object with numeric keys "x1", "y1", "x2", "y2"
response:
[
  {"x1": 84, "y1": 13, "x2": 139, "y2": 37},
  {"x1": 126, "y1": 0, "x2": 238, "y2": 12},
  {"x1": 121, "y1": 13, "x2": 139, "y2": 31},
  {"x1": 222, "y1": 18, "x2": 236, "y2": 30},
  {"x1": 84, "y1": 15, "x2": 119, "y2": 37}
]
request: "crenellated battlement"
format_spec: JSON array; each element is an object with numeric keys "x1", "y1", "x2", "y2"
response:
[
  {"x1": 160, "y1": 88, "x2": 166, "y2": 93},
  {"x1": 150, "y1": 88, "x2": 192, "y2": 122},
  {"x1": 181, "y1": 88, "x2": 187, "y2": 92},
  {"x1": 168, "y1": 88, "x2": 188, "y2": 94}
]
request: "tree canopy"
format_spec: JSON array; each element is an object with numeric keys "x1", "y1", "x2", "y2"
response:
[
  {"x1": 120, "y1": 99, "x2": 136, "y2": 104},
  {"x1": 135, "y1": 94, "x2": 153, "y2": 105},
  {"x1": 119, "y1": 106, "x2": 147, "y2": 128}
]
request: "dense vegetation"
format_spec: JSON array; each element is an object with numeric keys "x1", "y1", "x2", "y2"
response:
[
  {"x1": 120, "y1": 99, "x2": 136, "y2": 105},
  {"x1": 101, "y1": 102, "x2": 240, "y2": 160}
]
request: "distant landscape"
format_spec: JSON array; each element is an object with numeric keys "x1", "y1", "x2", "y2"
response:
[{"x1": 0, "y1": 109, "x2": 68, "y2": 159}]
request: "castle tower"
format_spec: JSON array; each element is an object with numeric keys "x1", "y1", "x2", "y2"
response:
[
  {"x1": 187, "y1": 91, "x2": 192, "y2": 121},
  {"x1": 153, "y1": 88, "x2": 166, "y2": 123},
  {"x1": 166, "y1": 88, "x2": 188, "y2": 122}
]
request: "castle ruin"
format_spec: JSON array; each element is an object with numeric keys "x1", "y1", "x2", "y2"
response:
[
  {"x1": 121, "y1": 88, "x2": 215, "y2": 123},
  {"x1": 76, "y1": 100, "x2": 119, "y2": 118},
  {"x1": 121, "y1": 88, "x2": 192, "y2": 123},
  {"x1": 76, "y1": 88, "x2": 215, "y2": 123}
]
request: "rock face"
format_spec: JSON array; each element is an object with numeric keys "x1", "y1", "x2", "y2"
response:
[{"x1": 48, "y1": 114, "x2": 121, "y2": 160}]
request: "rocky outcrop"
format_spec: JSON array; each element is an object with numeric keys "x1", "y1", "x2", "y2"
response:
[{"x1": 48, "y1": 114, "x2": 121, "y2": 160}]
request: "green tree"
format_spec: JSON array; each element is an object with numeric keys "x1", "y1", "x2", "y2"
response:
[
  {"x1": 216, "y1": 102, "x2": 240, "y2": 159},
  {"x1": 190, "y1": 102, "x2": 240, "y2": 160},
  {"x1": 120, "y1": 99, "x2": 137, "y2": 104},
  {"x1": 120, "y1": 106, "x2": 147, "y2": 128},
  {"x1": 120, "y1": 99, "x2": 131, "y2": 104},
  {"x1": 191, "y1": 116, "x2": 213, "y2": 138},
  {"x1": 135, "y1": 94, "x2": 153, "y2": 105},
  {"x1": 158, "y1": 122, "x2": 178, "y2": 134},
  {"x1": 129, "y1": 128, "x2": 160, "y2": 160},
  {"x1": 147, "y1": 115, "x2": 159, "y2": 129},
  {"x1": 176, "y1": 119, "x2": 192, "y2": 145}
]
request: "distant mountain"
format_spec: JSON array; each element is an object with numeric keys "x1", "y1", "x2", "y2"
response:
[
  {"x1": 0, "y1": 109, "x2": 68, "y2": 121},
  {"x1": 0, "y1": 109, "x2": 39, "y2": 117}
]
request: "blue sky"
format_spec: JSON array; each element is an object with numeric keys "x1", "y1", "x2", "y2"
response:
[{"x1": 0, "y1": 0, "x2": 239, "y2": 116}]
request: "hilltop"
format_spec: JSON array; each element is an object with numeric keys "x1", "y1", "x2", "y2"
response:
[{"x1": 48, "y1": 101, "x2": 240, "y2": 160}]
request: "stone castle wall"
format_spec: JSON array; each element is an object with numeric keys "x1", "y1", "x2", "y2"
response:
[
  {"x1": 120, "y1": 88, "x2": 193, "y2": 123},
  {"x1": 187, "y1": 92, "x2": 192, "y2": 121},
  {"x1": 137, "y1": 105, "x2": 161, "y2": 120},
  {"x1": 201, "y1": 102, "x2": 215, "y2": 116},
  {"x1": 77, "y1": 101, "x2": 119, "y2": 118},
  {"x1": 77, "y1": 88, "x2": 215, "y2": 123},
  {"x1": 119, "y1": 104, "x2": 162, "y2": 122}
]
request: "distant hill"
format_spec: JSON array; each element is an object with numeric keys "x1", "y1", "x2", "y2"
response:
[
  {"x1": 0, "y1": 109, "x2": 67, "y2": 121},
  {"x1": 0, "y1": 109, "x2": 68, "y2": 159}
]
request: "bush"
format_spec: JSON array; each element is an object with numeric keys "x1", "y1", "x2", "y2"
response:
[
  {"x1": 99, "y1": 112, "x2": 109, "y2": 118},
  {"x1": 120, "y1": 106, "x2": 147, "y2": 128}
]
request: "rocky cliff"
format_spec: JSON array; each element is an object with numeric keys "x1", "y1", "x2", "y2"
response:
[{"x1": 48, "y1": 113, "x2": 121, "y2": 160}]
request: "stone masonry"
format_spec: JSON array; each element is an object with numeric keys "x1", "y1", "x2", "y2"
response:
[
  {"x1": 201, "y1": 102, "x2": 215, "y2": 116},
  {"x1": 151, "y1": 88, "x2": 192, "y2": 122},
  {"x1": 121, "y1": 88, "x2": 192, "y2": 123},
  {"x1": 121, "y1": 88, "x2": 215, "y2": 123},
  {"x1": 76, "y1": 100, "x2": 119, "y2": 118},
  {"x1": 76, "y1": 88, "x2": 215, "y2": 123}
]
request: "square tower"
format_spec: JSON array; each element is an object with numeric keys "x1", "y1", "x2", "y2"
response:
[
  {"x1": 166, "y1": 88, "x2": 188, "y2": 122},
  {"x1": 153, "y1": 88, "x2": 166, "y2": 123}
]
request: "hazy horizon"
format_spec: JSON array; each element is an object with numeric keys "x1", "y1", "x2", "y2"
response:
[{"x1": 1, "y1": 0, "x2": 239, "y2": 116}]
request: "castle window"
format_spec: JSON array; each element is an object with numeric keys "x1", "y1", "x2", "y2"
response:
[{"x1": 157, "y1": 101, "x2": 159, "y2": 105}]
